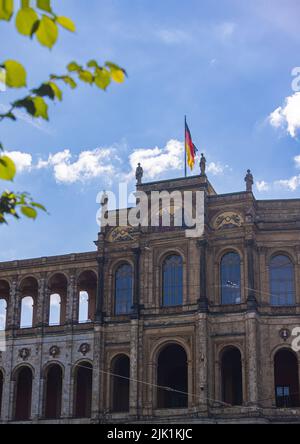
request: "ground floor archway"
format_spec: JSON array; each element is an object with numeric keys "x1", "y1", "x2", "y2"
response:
[
  {"x1": 157, "y1": 344, "x2": 188, "y2": 409},
  {"x1": 74, "y1": 362, "x2": 93, "y2": 418},
  {"x1": 14, "y1": 366, "x2": 33, "y2": 421},
  {"x1": 221, "y1": 347, "x2": 243, "y2": 406},
  {"x1": 274, "y1": 349, "x2": 300, "y2": 408},
  {"x1": 111, "y1": 355, "x2": 130, "y2": 412},
  {"x1": 44, "y1": 364, "x2": 63, "y2": 419}
]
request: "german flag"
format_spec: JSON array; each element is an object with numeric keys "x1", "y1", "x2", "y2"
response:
[{"x1": 185, "y1": 119, "x2": 198, "y2": 171}]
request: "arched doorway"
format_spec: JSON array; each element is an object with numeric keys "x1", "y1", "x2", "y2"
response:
[
  {"x1": 74, "y1": 362, "x2": 93, "y2": 418},
  {"x1": 157, "y1": 344, "x2": 188, "y2": 409},
  {"x1": 14, "y1": 366, "x2": 33, "y2": 421},
  {"x1": 44, "y1": 365, "x2": 63, "y2": 419},
  {"x1": 0, "y1": 370, "x2": 3, "y2": 419},
  {"x1": 274, "y1": 349, "x2": 300, "y2": 407},
  {"x1": 221, "y1": 347, "x2": 243, "y2": 406},
  {"x1": 111, "y1": 355, "x2": 130, "y2": 412}
]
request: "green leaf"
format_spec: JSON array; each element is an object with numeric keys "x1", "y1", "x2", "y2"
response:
[
  {"x1": 62, "y1": 76, "x2": 77, "y2": 89},
  {"x1": 32, "y1": 82, "x2": 55, "y2": 100},
  {"x1": 3, "y1": 60, "x2": 27, "y2": 88},
  {"x1": 0, "y1": 155, "x2": 16, "y2": 181},
  {"x1": 94, "y1": 69, "x2": 111, "y2": 90},
  {"x1": 31, "y1": 202, "x2": 47, "y2": 211},
  {"x1": 36, "y1": 15, "x2": 58, "y2": 48},
  {"x1": 48, "y1": 81, "x2": 62, "y2": 101},
  {"x1": 13, "y1": 97, "x2": 35, "y2": 116},
  {"x1": 106, "y1": 62, "x2": 127, "y2": 83},
  {"x1": 56, "y1": 16, "x2": 76, "y2": 32},
  {"x1": 32, "y1": 96, "x2": 48, "y2": 119},
  {"x1": 0, "y1": 0, "x2": 14, "y2": 21},
  {"x1": 36, "y1": 0, "x2": 51, "y2": 13},
  {"x1": 15, "y1": 7, "x2": 38, "y2": 35},
  {"x1": 79, "y1": 70, "x2": 93, "y2": 84},
  {"x1": 111, "y1": 68, "x2": 126, "y2": 83},
  {"x1": 21, "y1": 206, "x2": 37, "y2": 219},
  {"x1": 87, "y1": 60, "x2": 98, "y2": 69},
  {"x1": 67, "y1": 61, "x2": 81, "y2": 72}
]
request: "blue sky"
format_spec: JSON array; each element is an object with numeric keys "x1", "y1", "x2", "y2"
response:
[{"x1": 0, "y1": 0, "x2": 300, "y2": 261}]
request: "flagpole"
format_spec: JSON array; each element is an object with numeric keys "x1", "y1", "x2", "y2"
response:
[{"x1": 184, "y1": 115, "x2": 187, "y2": 178}]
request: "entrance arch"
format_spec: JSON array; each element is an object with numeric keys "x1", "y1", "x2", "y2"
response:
[
  {"x1": 74, "y1": 362, "x2": 93, "y2": 418},
  {"x1": 44, "y1": 364, "x2": 63, "y2": 419},
  {"x1": 221, "y1": 347, "x2": 243, "y2": 406},
  {"x1": 111, "y1": 354, "x2": 130, "y2": 412},
  {"x1": 14, "y1": 366, "x2": 33, "y2": 421},
  {"x1": 157, "y1": 344, "x2": 188, "y2": 409},
  {"x1": 274, "y1": 349, "x2": 300, "y2": 407}
]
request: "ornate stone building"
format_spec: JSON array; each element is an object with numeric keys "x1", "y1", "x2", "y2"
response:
[{"x1": 0, "y1": 168, "x2": 300, "y2": 424}]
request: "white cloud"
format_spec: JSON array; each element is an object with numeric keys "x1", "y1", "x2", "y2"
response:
[
  {"x1": 157, "y1": 29, "x2": 189, "y2": 45},
  {"x1": 4, "y1": 151, "x2": 32, "y2": 172},
  {"x1": 206, "y1": 162, "x2": 226, "y2": 176},
  {"x1": 256, "y1": 181, "x2": 270, "y2": 192},
  {"x1": 129, "y1": 139, "x2": 184, "y2": 180},
  {"x1": 294, "y1": 154, "x2": 300, "y2": 169},
  {"x1": 269, "y1": 92, "x2": 300, "y2": 138},
  {"x1": 275, "y1": 175, "x2": 300, "y2": 192},
  {"x1": 37, "y1": 148, "x2": 116, "y2": 184}
]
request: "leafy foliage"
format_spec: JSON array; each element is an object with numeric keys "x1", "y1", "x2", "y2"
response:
[{"x1": 0, "y1": 0, "x2": 126, "y2": 225}]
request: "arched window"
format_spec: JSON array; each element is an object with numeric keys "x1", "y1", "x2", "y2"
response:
[
  {"x1": 221, "y1": 252, "x2": 241, "y2": 305},
  {"x1": 274, "y1": 349, "x2": 300, "y2": 407},
  {"x1": 74, "y1": 362, "x2": 93, "y2": 418},
  {"x1": 19, "y1": 277, "x2": 38, "y2": 328},
  {"x1": 162, "y1": 255, "x2": 183, "y2": 307},
  {"x1": 78, "y1": 291, "x2": 89, "y2": 323},
  {"x1": 157, "y1": 344, "x2": 188, "y2": 409},
  {"x1": 0, "y1": 299, "x2": 7, "y2": 331},
  {"x1": 115, "y1": 264, "x2": 133, "y2": 315},
  {"x1": 78, "y1": 271, "x2": 97, "y2": 323},
  {"x1": 221, "y1": 347, "x2": 243, "y2": 406},
  {"x1": 20, "y1": 297, "x2": 34, "y2": 329},
  {"x1": 44, "y1": 365, "x2": 63, "y2": 419},
  {"x1": 48, "y1": 274, "x2": 68, "y2": 326},
  {"x1": 111, "y1": 355, "x2": 130, "y2": 413},
  {"x1": 270, "y1": 255, "x2": 295, "y2": 306},
  {"x1": 49, "y1": 294, "x2": 61, "y2": 326},
  {"x1": 14, "y1": 366, "x2": 33, "y2": 421}
]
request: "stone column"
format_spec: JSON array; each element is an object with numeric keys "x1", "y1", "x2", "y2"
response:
[
  {"x1": 91, "y1": 326, "x2": 102, "y2": 421},
  {"x1": 66, "y1": 272, "x2": 76, "y2": 325},
  {"x1": 36, "y1": 276, "x2": 46, "y2": 327},
  {"x1": 246, "y1": 312, "x2": 259, "y2": 406},
  {"x1": 61, "y1": 357, "x2": 73, "y2": 419},
  {"x1": 129, "y1": 319, "x2": 139, "y2": 418},
  {"x1": 197, "y1": 313, "x2": 209, "y2": 413},
  {"x1": 95, "y1": 257, "x2": 105, "y2": 323},
  {"x1": 31, "y1": 364, "x2": 42, "y2": 420},
  {"x1": 246, "y1": 240, "x2": 257, "y2": 310},
  {"x1": 6, "y1": 278, "x2": 18, "y2": 330},
  {"x1": 132, "y1": 248, "x2": 141, "y2": 317},
  {"x1": 197, "y1": 240, "x2": 209, "y2": 312}
]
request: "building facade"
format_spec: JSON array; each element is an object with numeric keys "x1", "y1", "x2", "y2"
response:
[{"x1": 0, "y1": 171, "x2": 300, "y2": 424}]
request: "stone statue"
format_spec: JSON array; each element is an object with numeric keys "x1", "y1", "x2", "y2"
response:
[
  {"x1": 245, "y1": 169, "x2": 254, "y2": 193},
  {"x1": 136, "y1": 163, "x2": 143, "y2": 185},
  {"x1": 200, "y1": 153, "x2": 207, "y2": 177}
]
